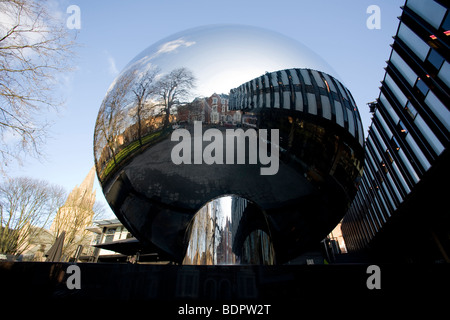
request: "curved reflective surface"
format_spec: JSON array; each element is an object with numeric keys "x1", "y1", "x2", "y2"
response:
[
  {"x1": 183, "y1": 196, "x2": 275, "y2": 265},
  {"x1": 94, "y1": 25, "x2": 364, "y2": 264}
]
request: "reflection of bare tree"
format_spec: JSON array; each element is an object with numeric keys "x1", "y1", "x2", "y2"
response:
[
  {"x1": 94, "y1": 67, "x2": 196, "y2": 182},
  {"x1": 131, "y1": 68, "x2": 159, "y2": 146},
  {"x1": 154, "y1": 67, "x2": 196, "y2": 128},
  {"x1": 184, "y1": 199, "x2": 228, "y2": 265},
  {"x1": 94, "y1": 71, "x2": 133, "y2": 174}
]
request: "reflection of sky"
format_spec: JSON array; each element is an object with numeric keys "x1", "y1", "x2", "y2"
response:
[
  {"x1": 125, "y1": 25, "x2": 339, "y2": 98},
  {"x1": 219, "y1": 196, "x2": 232, "y2": 227}
]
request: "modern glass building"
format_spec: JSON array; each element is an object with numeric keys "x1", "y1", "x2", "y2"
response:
[{"x1": 341, "y1": 0, "x2": 450, "y2": 262}]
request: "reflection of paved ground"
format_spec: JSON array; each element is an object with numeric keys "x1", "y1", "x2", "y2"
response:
[{"x1": 124, "y1": 126, "x2": 314, "y2": 211}]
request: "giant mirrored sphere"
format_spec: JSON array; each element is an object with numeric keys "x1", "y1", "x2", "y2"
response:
[{"x1": 94, "y1": 25, "x2": 364, "y2": 264}]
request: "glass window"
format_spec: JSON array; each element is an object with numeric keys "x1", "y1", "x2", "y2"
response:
[
  {"x1": 415, "y1": 78, "x2": 429, "y2": 96},
  {"x1": 104, "y1": 228, "x2": 116, "y2": 243},
  {"x1": 335, "y1": 80, "x2": 349, "y2": 100},
  {"x1": 368, "y1": 133, "x2": 381, "y2": 162},
  {"x1": 307, "y1": 93, "x2": 317, "y2": 115},
  {"x1": 385, "y1": 171, "x2": 402, "y2": 204},
  {"x1": 346, "y1": 108, "x2": 355, "y2": 137},
  {"x1": 406, "y1": 0, "x2": 446, "y2": 30},
  {"x1": 390, "y1": 50, "x2": 417, "y2": 86},
  {"x1": 385, "y1": 148, "x2": 394, "y2": 163},
  {"x1": 405, "y1": 133, "x2": 431, "y2": 170},
  {"x1": 398, "y1": 148, "x2": 420, "y2": 183},
  {"x1": 270, "y1": 73, "x2": 278, "y2": 89},
  {"x1": 382, "y1": 182, "x2": 397, "y2": 211},
  {"x1": 321, "y1": 95, "x2": 332, "y2": 120},
  {"x1": 384, "y1": 74, "x2": 408, "y2": 107},
  {"x1": 397, "y1": 23, "x2": 429, "y2": 61},
  {"x1": 380, "y1": 160, "x2": 388, "y2": 174},
  {"x1": 371, "y1": 125, "x2": 389, "y2": 160},
  {"x1": 404, "y1": 101, "x2": 418, "y2": 120},
  {"x1": 390, "y1": 136, "x2": 401, "y2": 152},
  {"x1": 379, "y1": 92, "x2": 400, "y2": 124},
  {"x1": 374, "y1": 111, "x2": 393, "y2": 142},
  {"x1": 357, "y1": 117, "x2": 364, "y2": 146},
  {"x1": 322, "y1": 73, "x2": 337, "y2": 92},
  {"x1": 311, "y1": 71, "x2": 325, "y2": 88},
  {"x1": 295, "y1": 91, "x2": 303, "y2": 112},
  {"x1": 427, "y1": 49, "x2": 444, "y2": 70},
  {"x1": 300, "y1": 69, "x2": 312, "y2": 85},
  {"x1": 397, "y1": 120, "x2": 408, "y2": 138},
  {"x1": 370, "y1": 207, "x2": 382, "y2": 230},
  {"x1": 283, "y1": 91, "x2": 290, "y2": 109},
  {"x1": 334, "y1": 101, "x2": 344, "y2": 128},
  {"x1": 414, "y1": 114, "x2": 444, "y2": 155},
  {"x1": 377, "y1": 189, "x2": 391, "y2": 218},
  {"x1": 366, "y1": 146, "x2": 377, "y2": 171},
  {"x1": 442, "y1": 12, "x2": 450, "y2": 30},
  {"x1": 391, "y1": 160, "x2": 411, "y2": 195},
  {"x1": 425, "y1": 91, "x2": 450, "y2": 131},
  {"x1": 273, "y1": 92, "x2": 280, "y2": 109},
  {"x1": 438, "y1": 61, "x2": 450, "y2": 88},
  {"x1": 280, "y1": 71, "x2": 289, "y2": 85},
  {"x1": 290, "y1": 69, "x2": 301, "y2": 85},
  {"x1": 373, "y1": 198, "x2": 386, "y2": 223}
]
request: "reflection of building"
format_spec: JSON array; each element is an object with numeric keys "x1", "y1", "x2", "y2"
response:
[
  {"x1": 206, "y1": 93, "x2": 238, "y2": 124},
  {"x1": 229, "y1": 68, "x2": 364, "y2": 147},
  {"x1": 184, "y1": 196, "x2": 276, "y2": 265},
  {"x1": 176, "y1": 97, "x2": 208, "y2": 123},
  {"x1": 341, "y1": 0, "x2": 449, "y2": 263},
  {"x1": 176, "y1": 93, "x2": 241, "y2": 125},
  {"x1": 231, "y1": 196, "x2": 248, "y2": 242}
]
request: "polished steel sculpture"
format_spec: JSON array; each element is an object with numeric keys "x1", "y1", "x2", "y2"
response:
[{"x1": 94, "y1": 25, "x2": 364, "y2": 264}]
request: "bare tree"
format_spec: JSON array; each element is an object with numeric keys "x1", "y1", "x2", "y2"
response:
[
  {"x1": 154, "y1": 67, "x2": 196, "y2": 128},
  {"x1": 0, "y1": 176, "x2": 65, "y2": 255},
  {"x1": 0, "y1": 0, "x2": 76, "y2": 171}
]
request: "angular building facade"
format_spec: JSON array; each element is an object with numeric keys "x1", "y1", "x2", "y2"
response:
[{"x1": 341, "y1": 0, "x2": 450, "y2": 262}]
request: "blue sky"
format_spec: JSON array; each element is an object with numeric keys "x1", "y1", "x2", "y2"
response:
[{"x1": 6, "y1": 0, "x2": 404, "y2": 217}]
